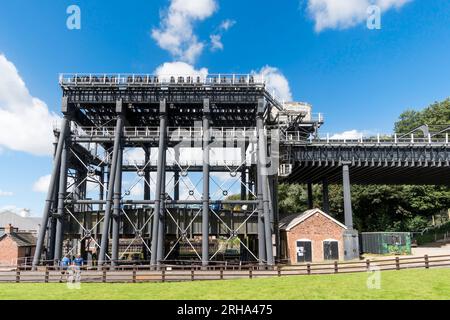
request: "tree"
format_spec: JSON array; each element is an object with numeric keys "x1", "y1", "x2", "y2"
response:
[{"x1": 395, "y1": 98, "x2": 450, "y2": 133}]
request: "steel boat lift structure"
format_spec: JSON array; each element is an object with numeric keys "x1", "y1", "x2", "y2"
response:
[{"x1": 32, "y1": 74, "x2": 450, "y2": 268}]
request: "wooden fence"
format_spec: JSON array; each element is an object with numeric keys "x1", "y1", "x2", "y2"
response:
[{"x1": 0, "y1": 254, "x2": 449, "y2": 284}]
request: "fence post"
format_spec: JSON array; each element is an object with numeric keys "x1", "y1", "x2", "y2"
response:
[
  {"x1": 395, "y1": 257, "x2": 400, "y2": 270},
  {"x1": 366, "y1": 259, "x2": 370, "y2": 271},
  {"x1": 132, "y1": 265, "x2": 137, "y2": 283},
  {"x1": 277, "y1": 265, "x2": 281, "y2": 277},
  {"x1": 220, "y1": 267, "x2": 224, "y2": 280},
  {"x1": 191, "y1": 267, "x2": 195, "y2": 281},
  {"x1": 249, "y1": 267, "x2": 253, "y2": 279},
  {"x1": 334, "y1": 261, "x2": 339, "y2": 273},
  {"x1": 102, "y1": 266, "x2": 107, "y2": 283},
  {"x1": 45, "y1": 266, "x2": 49, "y2": 283},
  {"x1": 307, "y1": 263, "x2": 311, "y2": 275},
  {"x1": 424, "y1": 255, "x2": 429, "y2": 269},
  {"x1": 15, "y1": 268, "x2": 20, "y2": 283}
]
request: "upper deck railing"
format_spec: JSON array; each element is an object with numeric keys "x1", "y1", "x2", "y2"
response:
[
  {"x1": 283, "y1": 132, "x2": 450, "y2": 145},
  {"x1": 58, "y1": 124, "x2": 450, "y2": 145},
  {"x1": 59, "y1": 73, "x2": 266, "y2": 86},
  {"x1": 59, "y1": 73, "x2": 286, "y2": 109}
]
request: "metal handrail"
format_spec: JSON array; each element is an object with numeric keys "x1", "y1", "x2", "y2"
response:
[
  {"x1": 59, "y1": 73, "x2": 265, "y2": 86},
  {"x1": 122, "y1": 159, "x2": 250, "y2": 167},
  {"x1": 283, "y1": 132, "x2": 450, "y2": 145},
  {"x1": 68, "y1": 126, "x2": 450, "y2": 144},
  {"x1": 71, "y1": 126, "x2": 260, "y2": 139},
  {"x1": 58, "y1": 73, "x2": 288, "y2": 108}
]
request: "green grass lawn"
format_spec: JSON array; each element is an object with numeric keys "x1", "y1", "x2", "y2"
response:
[{"x1": 0, "y1": 268, "x2": 449, "y2": 300}]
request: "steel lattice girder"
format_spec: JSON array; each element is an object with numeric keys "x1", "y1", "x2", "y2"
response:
[{"x1": 284, "y1": 144, "x2": 450, "y2": 185}]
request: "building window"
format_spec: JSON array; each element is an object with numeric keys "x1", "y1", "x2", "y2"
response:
[
  {"x1": 296, "y1": 240, "x2": 312, "y2": 263},
  {"x1": 323, "y1": 240, "x2": 339, "y2": 260}
]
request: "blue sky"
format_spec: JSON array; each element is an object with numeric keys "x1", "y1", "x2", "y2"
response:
[{"x1": 0, "y1": 0, "x2": 449, "y2": 216}]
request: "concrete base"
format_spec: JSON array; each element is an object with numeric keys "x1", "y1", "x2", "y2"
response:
[{"x1": 343, "y1": 230, "x2": 360, "y2": 260}]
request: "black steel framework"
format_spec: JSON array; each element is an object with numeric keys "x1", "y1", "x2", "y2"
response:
[{"x1": 32, "y1": 73, "x2": 450, "y2": 268}]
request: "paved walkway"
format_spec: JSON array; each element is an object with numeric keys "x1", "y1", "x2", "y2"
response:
[{"x1": 411, "y1": 241, "x2": 450, "y2": 257}]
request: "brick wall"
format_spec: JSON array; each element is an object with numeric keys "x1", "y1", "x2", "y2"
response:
[
  {"x1": 286, "y1": 212, "x2": 345, "y2": 263},
  {"x1": 0, "y1": 236, "x2": 19, "y2": 265}
]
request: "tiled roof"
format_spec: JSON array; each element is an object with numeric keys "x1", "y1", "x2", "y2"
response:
[
  {"x1": 0, "y1": 232, "x2": 37, "y2": 247},
  {"x1": 279, "y1": 208, "x2": 347, "y2": 231}
]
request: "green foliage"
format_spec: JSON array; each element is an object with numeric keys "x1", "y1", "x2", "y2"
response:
[
  {"x1": 415, "y1": 220, "x2": 450, "y2": 245},
  {"x1": 278, "y1": 184, "x2": 309, "y2": 215},
  {"x1": 394, "y1": 98, "x2": 450, "y2": 133},
  {"x1": 404, "y1": 216, "x2": 429, "y2": 231}
]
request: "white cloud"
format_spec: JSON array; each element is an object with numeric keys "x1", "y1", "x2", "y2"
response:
[
  {"x1": 0, "y1": 54, "x2": 61, "y2": 156},
  {"x1": 151, "y1": 0, "x2": 218, "y2": 64},
  {"x1": 154, "y1": 61, "x2": 209, "y2": 78},
  {"x1": 330, "y1": 130, "x2": 365, "y2": 139},
  {"x1": 220, "y1": 19, "x2": 236, "y2": 31},
  {"x1": 210, "y1": 34, "x2": 224, "y2": 51},
  {"x1": 33, "y1": 174, "x2": 51, "y2": 193},
  {"x1": 0, "y1": 190, "x2": 13, "y2": 197},
  {"x1": 306, "y1": 0, "x2": 411, "y2": 32},
  {"x1": 209, "y1": 19, "x2": 236, "y2": 51},
  {"x1": 252, "y1": 66, "x2": 293, "y2": 102}
]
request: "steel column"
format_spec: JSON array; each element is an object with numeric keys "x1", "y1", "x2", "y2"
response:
[
  {"x1": 342, "y1": 164, "x2": 354, "y2": 229},
  {"x1": 150, "y1": 100, "x2": 167, "y2": 267},
  {"x1": 46, "y1": 217, "x2": 57, "y2": 262},
  {"x1": 111, "y1": 147, "x2": 123, "y2": 266},
  {"x1": 32, "y1": 117, "x2": 69, "y2": 267},
  {"x1": 98, "y1": 108, "x2": 124, "y2": 265},
  {"x1": 54, "y1": 137, "x2": 69, "y2": 262},
  {"x1": 99, "y1": 166, "x2": 105, "y2": 212},
  {"x1": 144, "y1": 146, "x2": 152, "y2": 240},
  {"x1": 144, "y1": 147, "x2": 151, "y2": 201},
  {"x1": 241, "y1": 144, "x2": 247, "y2": 200},
  {"x1": 156, "y1": 149, "x2": 166, "y2": 265},
  {"x1": 46, "y1": 168, "x2": 60, "y2": 262},
  {"x1": 202, "y1": 99, "x2": 210, "y2": 267},
  {"x1": 256, "y1": 154, "x2": 266, "y2": 264},
  {"x1": 257, "y1": 99, "x2": 274, "y2": 266},
  {"x1": 272, "y1": 175, "x2": 280, "y2": 260},
  {"x1": 174, "y1": 147, "x2": 180, "y2": 201}
]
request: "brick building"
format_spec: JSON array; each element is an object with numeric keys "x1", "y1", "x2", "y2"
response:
[
  {"x1": 280, "y1": 208, "x2": 347, "y2": 263},
  {"x1": 0, "y1": 224, "x2": 37, "y2": 266}
]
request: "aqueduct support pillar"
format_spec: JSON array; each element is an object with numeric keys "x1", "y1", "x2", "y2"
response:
[{"x1": 342, "y1": 163, "x2": 360, "y2": 260}]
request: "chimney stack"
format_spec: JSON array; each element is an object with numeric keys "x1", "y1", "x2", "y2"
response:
[{"x1": 4, "y1": 224, "x2": 14, "y2": 234}]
